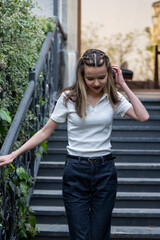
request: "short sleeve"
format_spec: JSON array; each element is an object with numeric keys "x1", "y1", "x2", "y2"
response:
[
  {"x1": 50, "y1": 92, "x2": 68, "y2": 123},
  {"x1": 114, "y1": 92, "x2": 132, "y2": 118}
]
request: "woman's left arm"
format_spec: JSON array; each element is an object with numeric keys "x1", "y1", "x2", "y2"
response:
[{"x1": 112, "y1": 65, "x2": 150, "y2": 122}]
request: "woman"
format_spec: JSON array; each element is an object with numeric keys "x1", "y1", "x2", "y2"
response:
[{"x1": 0, "y1": 49, "x2": 149, "y2": 240}]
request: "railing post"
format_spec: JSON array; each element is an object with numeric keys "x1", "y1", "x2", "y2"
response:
[
  {"x1": 54, "y1": 0, "x2": 58, "y2": 16},
  {"x1": 154, "y1": 45, "x2": 160, "y2": 89},
  {"x1": 29, "y1": 71, "x2": 36, "y2": 179},
  {"x1": 53, "y1": 24, "x2": 59, "y2": 92},
  {"x1": 53, "y1": 1, "x2": 59, "y2": 91}
]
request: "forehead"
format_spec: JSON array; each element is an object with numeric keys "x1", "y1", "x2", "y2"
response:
[{"x1": 84, "y1": 64, "x2": 107, "y2": 76}]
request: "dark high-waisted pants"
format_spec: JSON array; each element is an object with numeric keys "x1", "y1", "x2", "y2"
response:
[{"x1": 62, "y1": 154, "x2": 117, "y2": 240}]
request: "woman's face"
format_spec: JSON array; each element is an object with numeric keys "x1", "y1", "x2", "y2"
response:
[{"x1": 84, "y1": 64, "x2": 108, "y2": 95}]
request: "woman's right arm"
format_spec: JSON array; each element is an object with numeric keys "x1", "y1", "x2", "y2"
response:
[{"x1": 0, "y1": 119, "x2": 59, "y2": 167}]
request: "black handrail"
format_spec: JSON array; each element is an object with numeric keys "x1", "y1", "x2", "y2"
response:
[{"x1": 0, "y1": 18, "x2": 67, "y2": 240}]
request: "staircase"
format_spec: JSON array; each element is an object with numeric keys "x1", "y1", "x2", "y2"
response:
[{"x1": 30, "y1": 98, "x2": 160, "y2": 240}]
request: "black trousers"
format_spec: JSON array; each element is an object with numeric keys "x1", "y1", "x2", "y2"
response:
[{"x1": 63, "y1": 154, "x2": 117, "y2": 240}]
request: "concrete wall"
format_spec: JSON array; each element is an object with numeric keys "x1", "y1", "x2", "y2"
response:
[
  {"x1": 32, "y1": 0, "x2": 78, "y2": 52},
  {"x1": 32, "y1": 0, "x2": 54, "y2": 18},
  {"x1": 32, "y1": 0, "x2": 79, "y2": 87}
]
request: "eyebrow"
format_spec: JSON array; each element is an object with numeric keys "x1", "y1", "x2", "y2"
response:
[{"x1": 85, "y1": 74, "x2": 107, "y2": 78}]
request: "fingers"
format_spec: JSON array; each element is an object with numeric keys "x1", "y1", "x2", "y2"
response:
[
  {"x1": 0, "y1": 155, "x2": 14, "y2": 167},
  {"x1": 110, "y1": 65, "x2": 125, "y2": 86},
  {"x1": 111, "y1": 65, "x2": 121, "y2": 72}
]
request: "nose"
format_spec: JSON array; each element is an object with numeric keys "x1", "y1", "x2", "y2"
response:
[{"x1": 94, "y1": 79, "x2": 100, "y2": 86}]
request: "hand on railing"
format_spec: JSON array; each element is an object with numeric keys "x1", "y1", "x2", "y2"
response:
[{"x1": 0, "y1": 152, "x2": 17, "y2": 167}]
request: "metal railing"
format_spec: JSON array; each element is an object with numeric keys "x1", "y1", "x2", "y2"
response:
[{"x1": 0, "y1": 17, "x2": 67, "y2": 240}]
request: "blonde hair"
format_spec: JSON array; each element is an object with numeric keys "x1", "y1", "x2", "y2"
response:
[{"x1": 60, "y1": 49, "x2": 120, "y2": 118}]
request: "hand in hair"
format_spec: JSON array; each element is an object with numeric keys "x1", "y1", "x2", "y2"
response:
[{"x1": 111, "y1": 65, "x2": 125, "y2": 87}]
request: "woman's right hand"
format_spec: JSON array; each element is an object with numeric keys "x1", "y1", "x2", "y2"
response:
[{"x1": 0, "y1": 151, "x2": 17, "y2": 167}]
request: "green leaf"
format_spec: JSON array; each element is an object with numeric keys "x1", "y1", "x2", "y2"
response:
[
  {"x1": 35, "y1": 149, "x2": 43, "y2": 159},
  {"x1": 36, "y1": 104, "x2": 40, "y2": 109},
  {"x1": 19, "y1": 227, "x2": 28, "y2": 238},
  {"x1": 28, "y1": 215, "x2": 36, "y2": 228},
  {"x1": 0, "y1": 108, "x2": 12, "y2": 124},
  {"x1": 16, "y1": 166, "x2": 29, "y2": 182},
  {"x1": 18, "y1": 196, "x2": 27, "y2": 207},
  {"x1": 40, "y1": 140, "x2": 48, "y2": 154},
  {"x1": 20, "y1": 181, "x2": 29, "y2": 196},
  {"x1": 9, "y1": 163, "x2": 15, "y2": 170}
]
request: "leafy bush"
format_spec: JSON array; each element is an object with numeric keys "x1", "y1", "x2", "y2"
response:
[
  {"x1": 0, "y1": 0, "x2": 54, "y2": 145},
  {"x1": 0, "y1": 0, "x2": 55, "y2": 238}
]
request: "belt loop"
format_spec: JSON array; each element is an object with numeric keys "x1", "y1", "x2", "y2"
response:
[
  {"x1": 78, "y1": 156, "x2": 81, "y2": 164},
  {"x1": 102, "y1": 156, "x2": 104, "y2": 165}
]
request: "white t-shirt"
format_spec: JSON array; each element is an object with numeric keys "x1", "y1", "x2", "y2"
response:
[{"x1": 50, "y1": 91, "x2": 132, "y2": 157}]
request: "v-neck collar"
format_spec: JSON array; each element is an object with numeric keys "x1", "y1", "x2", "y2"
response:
[{"x1": 87, "y1": 93, "x2": 108, "y2": 109}]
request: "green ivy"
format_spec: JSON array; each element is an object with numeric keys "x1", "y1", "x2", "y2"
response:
[
  {"x1": 0, "y1": 0, "x2": 55, "y2": 238},
  {"x1": 1, "y1": 164, "x2": 39, "y2": 238},
  {"x1": 0, "y1": 0, "x2": 55, "y2": 146}
]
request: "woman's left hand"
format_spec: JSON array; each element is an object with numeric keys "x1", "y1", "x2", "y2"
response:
[{"x1": 111, "y1": 65, "x2": 125, "y2": 86}]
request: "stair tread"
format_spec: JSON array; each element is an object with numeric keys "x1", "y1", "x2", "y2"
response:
[
  {"x1": 32, "y1": 190, "x2": 160, "y2": 199},
  {"x1": 113, "y1": 149, "x2": 160, "y2": 154},
  {"x1": 145, "y1": 106, "x2": 160, "y2": 109},
  {"x1": 36, "y1": 224, "x2": 160, "y2": 236},
  {"x1": 36, "y1": 176, "x2": 160, "y2": 183},
  {"x1": 116, "y1": 163, "x2": 160, "y2": 168},
  {"x1": 37, "y1": 176, "x2": 62, "y2": 180},
  {"x1": 40, "y1": 161, "x2": 160, "y2": 168},
  {"x1": 50, "y1": 136, "x2": 160, "y2": 141},
  {"x1": 114, "y1": 115, "x2": 160, "y2": 120},
  {"x1": 30, "y1": 206, "x2": 160, "y2": 212},
  {"x1": 118, "y1": 177, "x2": 160, "y2": 183},
  {"x1": 56, "y1": 125, "x2": 160, "y2": 130},
  {"x1": 111, "y1": 137, "x2": 160, "y2": 142},
  {"x1": 112, "y1": 126, "x2": 160, "y2": 130},
  {"x1": 33, "y1": 189, "x2": 62, "y2": 195},
  {"x1": 47, "y1": 148, "x2": 160, "y2": 154}
]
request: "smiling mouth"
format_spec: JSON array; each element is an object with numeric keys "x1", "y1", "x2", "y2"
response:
[{"x1": 93, "y1": 86, "x2": 101, "y2": 89}]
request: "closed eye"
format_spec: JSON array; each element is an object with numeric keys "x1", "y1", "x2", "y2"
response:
[
  {"x1": 99, "y1": 75, "x2": 106, "y2": 79},
  {"x1": 86, "y1": 77, "x2": 94, "y2": 81}
]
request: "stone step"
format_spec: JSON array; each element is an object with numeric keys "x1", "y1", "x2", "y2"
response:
[
  {"x1": 55, "y1": 115, "x2": 160, "y2": 130},
  {"x1": 31, "y1": 206, "x2": 160, "y2": 226},
  {"x1": 111, "y1": 126, "x2": 160, "y2": 137},
  {"x1": 35, "y1": 176, "x2": 62, "y2": 190},
  {"x1": 47, "y1": 136, "x2": 160, "y2": 150},
  {"x1": 44, "y1": 149, "x2": 160, "y2": 163},
  {"x1": 38, "y1": 161, "x2": 160, "y2": 178},
  {"x1": 111, "y1": 137, "x2": 160, "y2": 150},
  {"x1": 32, "y1": 224, "x2": 160, "y2": 240},
  {"x1": 115, "y1": 192, "x2": 160, "y2": 208},
  {"x1": 117, "y1": 177, "x2": 160, "y2": 192},
  {"x1": 144, "y1": 106, "x2": 160, "y2": 116},
  {"x1": 34, "y1": 176, "x2": 160, "y2": 192},
  {"x1": 116, "y1": 163, "x2": 160, "y2": 178},
  {"x1": 113, "y1": 116, "x2": 160, "y2": 126},
  {"x1": 30, "y1": 190, "x2": 160, "y2": 209},
  {"x1": 53, "y1": 125, "x2": 160, "y2": 138}
]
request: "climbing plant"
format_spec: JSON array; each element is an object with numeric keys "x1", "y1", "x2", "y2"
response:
[
  {"x1": 0, "y1": 0, "x2": 55, "y2": 238},
  {"x1": 0, "y1": 0, "x2": 55, "y2": 146}
]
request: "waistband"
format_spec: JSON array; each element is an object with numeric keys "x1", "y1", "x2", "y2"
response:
[{"x1": 66, "y1": 153, "x2": 116, "y2": 163}]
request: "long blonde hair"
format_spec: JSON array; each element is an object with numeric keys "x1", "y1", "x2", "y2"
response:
[{"x1": 60, "y1": 49, "x2": 120, "y2": 118}]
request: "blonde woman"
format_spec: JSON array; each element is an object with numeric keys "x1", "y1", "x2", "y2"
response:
[{"x1": 0, "y1": 49, "x2": 149, "y2": 240}]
